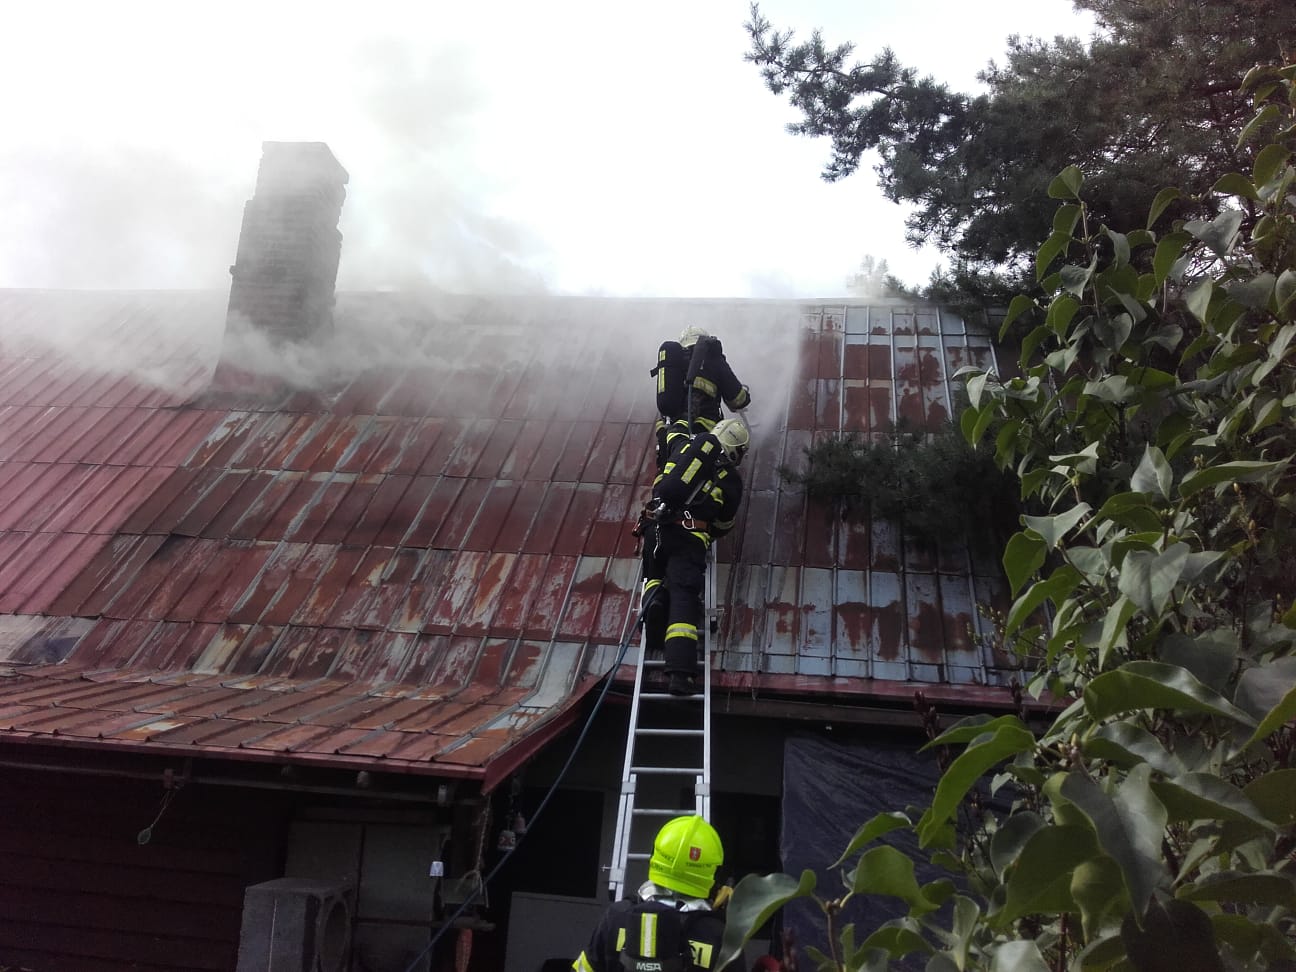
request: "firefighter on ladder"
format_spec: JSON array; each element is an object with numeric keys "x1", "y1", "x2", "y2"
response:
[
  {"x1": 651, "y1": 325, "x2": 751, "y2": 471},
  {"x1": 573, "y1": 815, "x2": 727, "y2": 971},
  {"x1": 639, "y1": 417, "x2": 749, "y2": 696}
]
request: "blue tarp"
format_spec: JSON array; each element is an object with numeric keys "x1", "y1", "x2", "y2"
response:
[{"x1": 780, "y1": 731, "x2": 946, "y2": 966}]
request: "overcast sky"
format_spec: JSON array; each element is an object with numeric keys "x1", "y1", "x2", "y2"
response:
[{"x1": 0, "y1": 1, "x2": 1097, "y2": 299}]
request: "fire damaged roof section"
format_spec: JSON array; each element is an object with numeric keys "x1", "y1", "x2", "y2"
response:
[{"x1": 0, "y1": 289, "x2": 1016, "y2": 778}]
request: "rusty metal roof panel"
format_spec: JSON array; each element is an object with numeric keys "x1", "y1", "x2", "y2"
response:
[{"x1": 1, "y1": 291, "x2": 1018, "y2": 780}]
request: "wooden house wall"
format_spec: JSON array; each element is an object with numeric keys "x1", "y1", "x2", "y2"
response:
[{"x1": 0, "y1": 766, "x2": 291, "y2": 971}]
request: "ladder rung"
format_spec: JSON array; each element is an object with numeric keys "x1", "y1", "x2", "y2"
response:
[
  {"x1": 639, "y1": 691, "x2": 704, "y2": 700},
  {"x1": 632, "y1": 808, "x2": 687, "y2": 816},
  {"x1": 628, "y1": 852, "x2": 652, "y2": 861},
  {"x1": 629, "y1": 765, "x2": 704, "y2": 775},
  {"x1": 635, "y1": 728, "x2": 704, "y2": 737}
]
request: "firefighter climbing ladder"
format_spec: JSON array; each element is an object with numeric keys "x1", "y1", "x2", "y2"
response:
[{"x1": 607, "y1": 553, "x2": 717, "y2": 901}]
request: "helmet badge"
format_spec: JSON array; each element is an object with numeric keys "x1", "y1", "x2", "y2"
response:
[{"x1": 689, "y1": 846, "x2": 701, "y2": 861}]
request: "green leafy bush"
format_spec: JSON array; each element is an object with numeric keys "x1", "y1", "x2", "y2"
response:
[
  {"x1": 722, "y1": 64, "x2": 1296, "y2": 972},
  {"x1": 779, "y1": 424, "x2": 1019, "y2": 545}
]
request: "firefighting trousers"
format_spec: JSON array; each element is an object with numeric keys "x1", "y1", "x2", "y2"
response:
[{"x1": 641, "y1": 522, "x2": 708, "y2": 677}]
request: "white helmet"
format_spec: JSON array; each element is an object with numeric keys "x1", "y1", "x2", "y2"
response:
[
  {"x1": 711, "y1": 418, "x2": 750, "y2": 463},
  {"x1": 679, "y1": 325, "x2": 709, "y2": 349}
]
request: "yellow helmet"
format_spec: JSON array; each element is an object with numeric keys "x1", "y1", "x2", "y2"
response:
[
  {"x1": 711, "y1": 418, "x2": 750, "y2": 463},
  {"x1": 679, "y1": 325, "x2": 710, "y2": 349},
  {"x1": 648, "y1": 815, "x2": 723, "y2": 898}
]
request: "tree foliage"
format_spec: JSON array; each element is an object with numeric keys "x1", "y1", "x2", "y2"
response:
[
  {"x1": 720, "y1": 64, "x2": 1296, "y2": 972},
  {"x1": 745, "y1": 0, "x2": 1296, "y2": 291},
  {"x1": 778, "y1": 424, "x2": 1018, "y2": 545}
]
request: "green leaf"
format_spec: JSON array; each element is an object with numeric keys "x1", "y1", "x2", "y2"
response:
[
  {"x1": 993, "y1": 824, "x2": 1100, "y2": 926},
  {"x1": 1061, "y1": 767, "x2": 1168, "y2": 913},
  {"x1": 926, "y1": 713, "x2": 1029, "y2": 749},
  {"x1": 1103, "y1": 226, "x2": 1131, "y2": 269},
  {"x1": 1006, "y1": 565, "x2": 1082, "y2": 636},
  {"x1": 1147, "y1": 188, "x2": 1182, "y2": 229},
  {"x1": 1253, "y1": 143, "x2": 1291, "y2": 187},
  {"x1": 989, "y1": 812, "x2": 1044, "y2": 879},
  {"x1": 1235, "y1": 656, "x2": 1296, "y2": 750},
  {"x1": 1275, "y1": 268, "x2": 1296, "y2": 316},
  {"x1": 1049, "y1": 440, "x2": 1100, "y2": 471},
  {"x1": 1060, "y1": 263, "x2": 1093, "y2": 297},
  {"x1": 1000, "y1": 295, "x2": 1036, "y2": 340},
  {"x1": 1066, "y1": 545, "x2": 1110, "y2": 585},
  {"x1": 1253, "y1": 321, "x2": 1296, "y2": 385},
  {"x1": 1003, "y1": 531, "x2": 1047, "y2": 596},
  {"x1": 1210, "y1": 172, "x2": 1259, "y2": 200},
  {"x1": 1185, "y1": 278, "x2": 1215, "y2": 324},
  {"x1": 718, "y1": 870, "x2": 817, "y2": 970},
  {"x1": 1037, "y1": 231, "x2": 1073, "y2": 280},
  {"x1": 994, "y1": 419, "x2": 1022, "y2": 467},
  {"x1": 1048, "y1": 164, "x2": 1084, "y2": 200},
  {"x1": 1075, "y1": 931, "x2": 1128, "y2": 971},
  {"x1": 1095, "y1": 492, "x2": 1161, "y2": 532},
  {"x1": 1053, "y1": 203, "x2": 1082, "y2": 235},
  {"x1": 918, "y1": 723, "x2": 1036, "y2": 847},
  {"x1": 1116, "y1": 544, "x2": 1188, "y2": 617},
  {"x1": 1237, "y1": 103, "x2": 1282, "y2": 148},
  {"x1": 1099, "y1": 596, "x2": 1137, "y2": 665},
  {"x1": 1083, "y1": 374, "x2": 1133, "y2": 404},
  {"x1": 1084, "y1": 661, "x2": 1258, "y2": 726},
  {"x1": 1243, "y1": 769, "x2": 1296, "y2": 827},
  {"x1": 859, "y1": 925, "x2": 933, "y2": 960},
  {"x1": 1248, "y1": 394, "x2": 1283, "y2": 435},
  {"x1": 965, "y1": 371, "x2": 989, "y2": 409},
  {"x1": 971, "y1": 401, "x2": 997, "y2": 446},
  {"x1": 990, "y1": 941, "x2": 1051, "y2": 972},
  {"x1": 1110, "y1": 295, "x2": 1149, "y2": 333},
  {"x1": 1046, "y1": 293, "x2": 1081, "y2": 337},
  {"x1": 1150, "y1": 773, "x2": 1277, "y2": 830},
  {"x1": 1020, "y1": 323, "x2": 1051, "y2": 364},
  {"x1": 925, "y1": 953, "x2": 961, "y2": 972},
  {"x1": 1185, "y1": 209, "x2": 1243, "y2": 258},
  {"x1": 1180, "y1": 871, "x2": 1296, "y2": 908},
  {"x1": 1145, "y1": 323, "x2": 1184, "y2": 353},
  {"x1": 1022, "y1": 502, "x2": 1090, "y2": 550},
  {"x1": 1157, "y1": 630, "x2": 1235, "y2": 691},
  {"x1": 1210, "y1": 914, "x2": 1296, "y2": 967},
  {"x1": 1071, "y1": 855, "x2": 1129, "y2": 942},
  {"x1": 1226, "y1": 272, "x2": 1276, "y2": 310},
  {"x1": 1179, "y1": 459, "x2": 1290, "y2": 496},
  {"x1": 848, "y1": 844, "x2": 941, "y2": 914},
  {"x1": 1130, "y1": 445, "x2": 1173, "y2": 500},
  {"x1": 832, "y1": 811, "x2": 912, "y2": 867},
  {"x1": 1082, "y1": 723, "x2": 1183, "y2": 775}
]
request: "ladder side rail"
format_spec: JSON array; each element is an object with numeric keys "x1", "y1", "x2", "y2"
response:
[
  {"x1": 609, "y1": 621, "x2": 651, "y2": 898},
  {"x1": 700, "y1": 551, "x2": 715, "y2": 821},
  {"x1": 609, "y1": 571, "x2": 651, "y2": 901}
]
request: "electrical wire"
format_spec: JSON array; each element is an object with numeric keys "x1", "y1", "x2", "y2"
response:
[{"x1": 399, "y1": 588, "x2": 657, "y2": 972}]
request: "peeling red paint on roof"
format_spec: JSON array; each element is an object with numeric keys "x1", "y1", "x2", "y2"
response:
[{"x1": 1, "y1": 290, "x2": 1014, "y2": 779}]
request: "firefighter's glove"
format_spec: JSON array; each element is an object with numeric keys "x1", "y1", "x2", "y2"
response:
[{"x1": 712, "y1": 883, "x2": 734, "y2": 910}]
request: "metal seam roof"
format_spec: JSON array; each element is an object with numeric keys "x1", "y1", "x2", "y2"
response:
[{"x1": 0, "y1": 290, "x2": 1018, "y2": 779}]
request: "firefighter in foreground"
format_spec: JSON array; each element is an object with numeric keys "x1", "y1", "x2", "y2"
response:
[
  {"x1": 651, "y1": 325, "x2": 751, "y2": 469},
  {"x1": 573, "y1": 815, "x2": 728, "y2": 972},
  {"x1": 641, "y1": 417, "x2": 750, "y2": 696}
]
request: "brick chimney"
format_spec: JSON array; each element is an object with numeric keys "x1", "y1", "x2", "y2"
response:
[{"x1": 226, "y1": 141, "x2": 348, "y2": 343}]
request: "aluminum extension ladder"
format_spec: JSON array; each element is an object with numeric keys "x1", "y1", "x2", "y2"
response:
[{"x1": 607, "y1": 553, "x2": 717, "y2": 901}]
